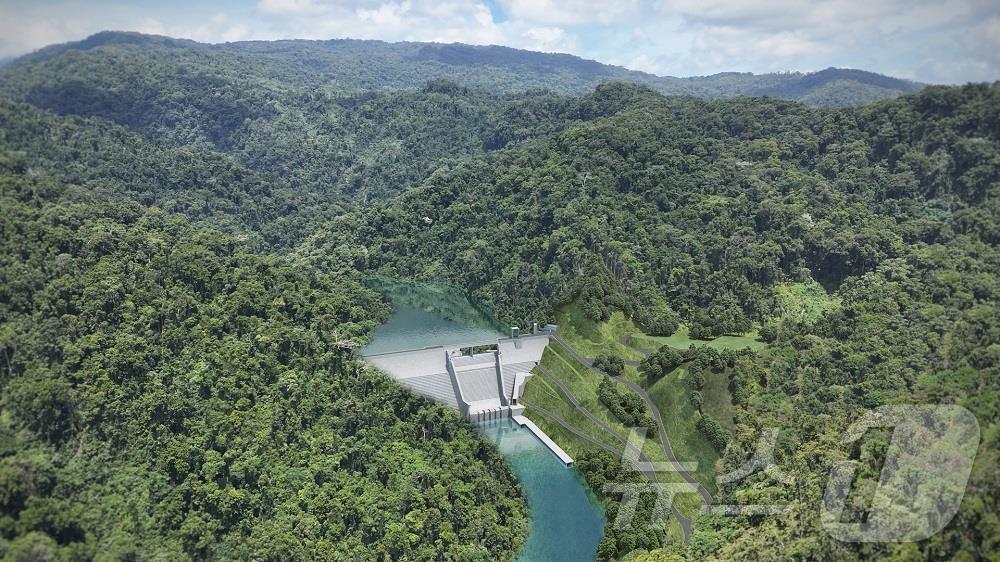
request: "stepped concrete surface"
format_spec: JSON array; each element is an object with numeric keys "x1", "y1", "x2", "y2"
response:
[
  {"x1": 364, "y1": 346, "x2": 449, "y2": 380},
  {"x1": 499, "y1": 335, "x2": 549, "y2": 363},
  {"x1": 401, "y1": 371, "x2": 460, "y2": 408},
  {"x1": 361, "y1": 333, "x2": 574, "y2": 464},
  {"x1": 502, "y1": 361, "x2": 536, "y2": 399},
  {"x1": 458, "y1": 367, "x2": 504, "y2": 402}
]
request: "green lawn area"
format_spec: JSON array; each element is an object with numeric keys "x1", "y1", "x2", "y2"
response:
[
  {"x1": 528, "y1": 301, "x2": 768, "y2": 510},
  {"x1": 521, "y1": 369, "x2": 622, "y2": 451},
  {"x1": 556, "y1": 302, "x2": 764, "y2": 357},
  {"x1": 701, "y1": 369, "x2": 736, "y2": 434},
  {"x1": 541, "y1": 345, "x2": 632, "y2": 441},
  {"x1": 774, "y1": 280, "x2": 840, "y2": 324},
  {"x1": 627, "y1": 326, "x2": 766, "y2": 353},
  {"x1": 645, "y1": 368, "x2": 722, "y2": 496},
  {"x1": 521, "y1": 402, "x2": 605, "y2": 459}
]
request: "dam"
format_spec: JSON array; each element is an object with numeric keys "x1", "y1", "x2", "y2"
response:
[
  {"x1": 361, "y1": 331, "x2": 574, "y2": 465},
  {"x1": 356, "y1": 284, "x2": 605, "y2": 561}
]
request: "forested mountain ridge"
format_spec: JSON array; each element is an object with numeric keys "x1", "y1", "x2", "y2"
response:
[
  {"x1": 0, "y1": 149, "x2": 529, "y2": 560},
  {"x1": 304, "y1": 82, "x2": 997, "y2": 328},
  {"x1": 1, "y1": 31, "x2": 924, "y2": 108},
  {"x1": 0, "y1": 31, "x2": 996, "y2": 562},
  {"x1": 300, "y1": 82, "x2": 999, "y2": 559},
  {"x1": 0, "y1": 83, "x2": 662, "y2": 241}
]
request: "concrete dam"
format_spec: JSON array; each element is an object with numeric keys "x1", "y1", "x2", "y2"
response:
[{"x1": 361, "y1": 332, "x2": 573, "y2": 465}]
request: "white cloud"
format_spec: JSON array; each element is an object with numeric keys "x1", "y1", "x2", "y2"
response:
[
  {"x1": 622, "y1": 53, "x2": 658, "y2": 73},
  {"x1": 611, "y1": 0, "x2": 1000, "y2": 81},
  {"x1": 0, "y1": 2, "x2": 259, "y2": 56},
  {"x1": 0, "y1": 3, "x2": 99, "y2": 56},
  {"x1": 519, "y1": 26, "x2": 577, "y2": 52},
  {"x1": 755, "y1": 30, "x2": 829, "y2": 57},
  {"x1": 0, "y1": 0, "x2": 996, "y2": 83},
  {"x1": 498, "y1": 0, "x2": 641, "y2": 26},
  {"x1": 253, "y1": 0, "x2": 508, "y2": 45},
  {"x1": 961, "y1": 16, "x2": 1000, "y2": 61},
  {"x1": 128, "y1": 14, "x2": 253, "y2": 44},
  {"x1": 256, "y1": 0, "x2": 326, "y2": 16}
]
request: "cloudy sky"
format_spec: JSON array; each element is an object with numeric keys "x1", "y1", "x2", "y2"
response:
[{"x1": 1, "y1": 0, "x2": 997, "y2": 83}]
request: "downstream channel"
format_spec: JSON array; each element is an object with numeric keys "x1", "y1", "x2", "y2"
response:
[{"x1": 360, "y1": 280, "x2": 606, "y2": 561}]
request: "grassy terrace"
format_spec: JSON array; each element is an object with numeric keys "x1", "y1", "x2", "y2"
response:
[
  {"x1": 701, "y1": 369, "x2": 737, "y2": 433},
  {"x1": 627, "y1": 327, "x2": 766, "y2": 353},
  {"x1": 531, "y1": 304, "x2": 769, "y2": 501},
  {"x1": 542, "y1": 344, "x2": 630, "y2": 441},
  {"x1": 521, "y1": 344, "x2": 705, "y2": 524},
  {"x1": 521, "y1": 364, "x2": 622, "y2": 451},
  {"x1": 643, "y1": 367, "x2": 722, "y2": 495},
  {"x1": 553, "y1": 305, "x2": 647, "y2": 361},
  {"x1": 556, "y1": 303, "x2": 765, "y2": 356}
]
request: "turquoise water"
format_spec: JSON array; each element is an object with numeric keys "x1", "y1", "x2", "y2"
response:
[
  {"x1": 359, "y1": 302, "x2": 503, "y2": 355},
  {"x1": 481, "y1": 419, "x2": 606, "y2": 562},
  {"x1": 362, "y1": 281, "x2": 605, "y2": 561}
]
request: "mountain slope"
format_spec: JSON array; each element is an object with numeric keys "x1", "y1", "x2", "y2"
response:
[
  {"x1": 0, "y1": 83, "x2": 661, "y2": 242},
  {"x1": 301, "y1": 82, "x2": 998, "y2": 327},
  {"x1": 300, "y1": 82, "x2": 999, "y2": 561},
  {"x1": 0, "y1": 33, "x2": 994, "y2": 562},
  {"x1": 1, "y1": 31, "x2": 924, "y2": 107},
  {"x1": 0, "y1": 148, "x2": 530, "y2": 560}
]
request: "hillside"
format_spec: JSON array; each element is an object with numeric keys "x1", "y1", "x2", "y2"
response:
[
  {"x1": 1, "y1": 31, "x2": 924, "y2": 107},
  {"x1": 0, "y1": 149, "x2": 530, "y2": 559},
  {"x1": 302, "y1": 82, "x2": 999, "y2": 560},
  {"x1": 0, "y1": 32, "x2": 927, "y2": 215},
  {"x1": 0, "y1": 84, "x2": 656, "y2": 243},
  {"x1": 302, "y1": 82, "x2": 997, "y2": 325},
  {"x1": 0, "y1": 32, "x2": 995, "y2": 562}
]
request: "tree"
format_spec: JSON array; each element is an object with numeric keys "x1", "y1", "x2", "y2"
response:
[
  {"x1": 696, "y1": 415, "x2": 731, "y2": 451},
  {"x1": 689, "y1": 391, "x2": 703, "y2": 413},
  {"x1": 639, "y1": 345, "x2": 684, "y2": 384},
  {"x1": 594, "y1": 353, "x2": 625, "y2": 377}
]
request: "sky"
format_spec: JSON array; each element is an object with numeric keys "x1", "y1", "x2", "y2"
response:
[{"x1": 0, "y1": 0, "x2": 997, "y2": 84}]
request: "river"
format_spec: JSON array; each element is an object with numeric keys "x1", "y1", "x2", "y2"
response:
[{"x1": 360, "y1": 279, "x2": 606, "y2": 561}]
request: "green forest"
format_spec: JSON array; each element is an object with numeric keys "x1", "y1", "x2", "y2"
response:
[
  {"x1": 0, "y1": 32, "x2": 997, "y2": 561},
  {"x1": 3, "y1": 32, "x2": 922, "y2": 107}
]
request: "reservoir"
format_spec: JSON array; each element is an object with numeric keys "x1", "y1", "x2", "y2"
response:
[{"x1": 361, "y1": 280, "x2": 606, "y2": 561}]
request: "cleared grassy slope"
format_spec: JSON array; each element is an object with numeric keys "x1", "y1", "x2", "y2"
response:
[
  {"x1": 774, "y1": 281, "x2": 840, "y2": 324},
  {"x1": 645, "y1": 368, "x2": 722, "y2": 495},
  {"x1": 521, "y1": 345, "x2": 705, "y2": 518},
  {"x1": 628, "y1": 328, "x2": 766, "y2": 353},
  {"x1": 554, "y1": 305, "x2": 646, "y2": 361},
  {"x1": 545, "y1": 303, "x2": 769, "y2": 498}
]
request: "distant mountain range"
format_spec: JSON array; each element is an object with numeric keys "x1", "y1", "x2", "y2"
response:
[{"x1": 2, "y1": 31, "x2": 925, "y2": 107}]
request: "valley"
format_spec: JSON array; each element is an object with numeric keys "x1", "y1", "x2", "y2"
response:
[{"x1": 0, "y1": 30, "x2": 995, "y2": 562}]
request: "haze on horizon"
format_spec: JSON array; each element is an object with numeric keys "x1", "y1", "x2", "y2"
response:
[{"x1": 0, "y1": 0, "x2": 997, "y2": 85}]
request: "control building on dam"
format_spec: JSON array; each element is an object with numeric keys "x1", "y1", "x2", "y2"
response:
[{"x1": 360, "y1": 327, "x2": 574, "y2": 465}]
